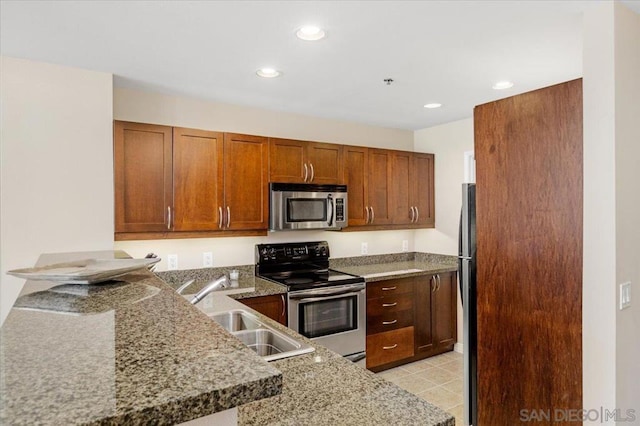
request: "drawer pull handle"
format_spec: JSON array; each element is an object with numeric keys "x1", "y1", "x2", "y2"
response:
[
  {"x1": 381, "y1": 286, "x2": 397, "y2": 291},
  {"x1": 382, "y1": 302, "x2": 397, "y2": 307},
  {"x1": 382, "y1": 319, "x2": 398, "y2": 325},
  {"x1": 383, "y1": 344, "x2": 398, "y2": 350}
]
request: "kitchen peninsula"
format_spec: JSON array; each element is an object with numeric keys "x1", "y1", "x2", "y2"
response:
[{"x1": 0, "y1": 250, "x2": 454, "y2": 425}]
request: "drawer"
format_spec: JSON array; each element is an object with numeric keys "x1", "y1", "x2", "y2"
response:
[
  {"x1": 367, "y1": 293, "x2": 413, "y2": 316},
  {"x1": 367, "y1": 308, "x2": 413, "y2": 335},
  {"x1": 366, "y1": 326, "x2": 415, "y2": 369},
  {"x1": 367, "y1": 277, "x2": 414, "y2": 299}
]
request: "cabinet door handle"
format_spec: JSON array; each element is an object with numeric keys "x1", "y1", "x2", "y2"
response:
[
  {"x1": 167, "y1": 206, "x2": 172, "y2": 230},
  {"x1": 381, "y1": 286, "x2": 396, "y2": 291},
  {"x1": 309, "y1": 163, "x2": 315, "y2": 182},
  {"x1": 431, "y1": 276, "x2": 436, "y2": 293},
  {"x1": 281, "y1": 294, "x2": 286, "y2": 319},
  {"x1": 415, "y1": 207, "x2": 419, "y2": 222},
  {"x1": 436, "y1": 274, "x2": 441, "y2": 292},
  {"x1": 383, "y1": 344, "x2": 398, "y2": 350},
  {"x1": 382, "y1": 319, "x2": 398, "y2": 325},
  {"x1": 410, "y1": 206, "x2": 415, "y2": 223},
  {"x1": 218, "y1": 206, "x2": 223, "y2": 229},
  {"x1": 370, "y1": 207, "x2": 375, "y2": 223},
  {"x1": 382, "y1": 302, "x2": 397, "y2": 307},
  {"x1": 365, "y1": 206, "x2": 370, "y2": 224},
  {"x1": 303, "y1": 163, "x2": 309, "y2": 182},
  {"x1": 226, "y1": 206, "x2": 231, "y2": 228}
]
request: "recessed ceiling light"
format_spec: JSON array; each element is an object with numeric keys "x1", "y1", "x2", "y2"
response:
[
  {"x1": 256, "y1": 68, "x2": 281, "y2": 78},
  {"x1": 296, "y1": 25, "x2": 326, "y2": 41},
  {"x1": 424, "y1": 103, "x2": 442, "y2": 109},
  {"x1": 492, "y1": 81, "x2": 514, "y2": 90}
]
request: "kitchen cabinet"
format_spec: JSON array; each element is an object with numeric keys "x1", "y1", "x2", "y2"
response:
[
  {"x1": 269, "y1": 138, "x2": 343, "y2": 184},
  {"x1": 391, "y1": 151, "x2": 435, "y2": 226},
  {"x1": 365, "y1": 272, "x2": 457, "y2": 371},
  {"x1": 114, "y1": 121, "x2": 173, "y2": 233},
  {"x1": 239, "y1": 294, "x2": 287, "y2": 325},
  {"x1": 343, "y1": 146, "x2": 434, "y2": 230},
  {"x1": 114, "y1": 122, "x2": 268, "y2": 240},
  {"x1": 343, "y1": 147, "x2": 392, "y2": 227},
  {"x1": 415, "y1": 272, "x2": 457, "y2": 356}
]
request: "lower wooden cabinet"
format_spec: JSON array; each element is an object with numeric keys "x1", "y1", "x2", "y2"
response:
[
  {"x1": 366, "y1": 327, "x2": 414, "y2": 369},
  {"x1": 238, "y1": 294, "x2": 287, "y2": 325},
  {"x1": 366, "y1": 272, "x2": 457, "y2": 371}
]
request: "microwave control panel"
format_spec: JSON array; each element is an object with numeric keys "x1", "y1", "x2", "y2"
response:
[{"x1": 335, "y1": 198, "x2": 345, "y2": 222}]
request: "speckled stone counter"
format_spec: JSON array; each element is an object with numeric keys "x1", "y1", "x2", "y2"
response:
[
  {"x1": 197, "y1": 295, "x2": 455, "y2": 426},
  {"x1": 0, "y1": 251, "x2": 282, "y2": 425},
  {"x1": 157, "y1": 265, "x2": 287, "y2": 300},
  {"x1": 331, "y1": 252, "x2": 458, "y2": 282}
]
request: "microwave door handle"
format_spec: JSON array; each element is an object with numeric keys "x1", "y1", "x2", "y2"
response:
[{"x1": 327, "y1": 195, "x2": 334, "y2": 226}]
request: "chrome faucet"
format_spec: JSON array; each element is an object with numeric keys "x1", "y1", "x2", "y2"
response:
[
  {"x1": 176, "y1": 279, "x2": 195, "y2": 295},
  {"x1": 190, "y1": 275, "x2": 230, "y2": 305}
]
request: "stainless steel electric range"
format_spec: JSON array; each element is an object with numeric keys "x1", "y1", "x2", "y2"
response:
[{"x1": 255, "y1": 241, "x2": 365, "y2": 362}]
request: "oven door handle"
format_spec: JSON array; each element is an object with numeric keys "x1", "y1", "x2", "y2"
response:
[{"x1": 289, "y1": 287, "x2": 364, "y2": 302}]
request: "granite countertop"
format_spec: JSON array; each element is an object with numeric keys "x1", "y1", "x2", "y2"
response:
[
  {"x1": 331, "y1": 252, "x2": 458, "y2": 283},
  {"x1": 197, "y1": 295, "x2": 455, "y2": 426},
  {"x1": 0, "y1": 251, "x2": 282, "y2": 425}
]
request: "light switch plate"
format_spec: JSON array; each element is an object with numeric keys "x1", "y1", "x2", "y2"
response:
[
  {"x1": 361, "y1": 242, "x2": 368, "y2": 255},
  {"x1": 167, "y1": 254, "x2": 178, "y2": 271},
  {"x1": 620, "y1": 282, "x2": 631, "y2": 310},
  {"x1": 203, "y1": 252, "x2": 213, "y2": 267}
]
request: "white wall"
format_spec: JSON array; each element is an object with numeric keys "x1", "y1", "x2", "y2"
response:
[
  {"x1": 583, "y1": 1, "x2": 640, "y2": 416},
  {"x1": 413, "y1": 118, "x2": 474, "y2": 255},
  {"x1": 413, "y1": 117, "x2": 474, "y2": 347},
  {"x1": 113, "y1": 88, "x2": 416, "y2": 270},
  {"x1": 613, "y1": 1, "x2": 640, "y2": 417},
  {"x1": 0, "y1": 57, "x2": 114, "y2": 325}
]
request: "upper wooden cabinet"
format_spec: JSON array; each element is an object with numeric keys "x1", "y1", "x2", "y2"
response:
[
  {"x1": 344, "y1": 146, "x2": 434, "y2": 230},
  {"x1": 223, "y1": 133, "x2": 269, "y2": 230},
  {"x1": 172, "y1": 127, "x2": 224, "y2": 231},
  {"x1": 269, "y1": 138, "x2": 343, "y2": 184},
  {"x1": 114, "y1": 121, "x2": 173, "y2": 233},
  {"x1": 114, "y1": 122, "x2": 268, "y2": 239},
  {"x1": 391, "y1": 151, "x2": 435, "y2": 226}
]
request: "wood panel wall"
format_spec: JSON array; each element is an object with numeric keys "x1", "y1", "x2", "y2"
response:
[{"x1": 474, "y1": 79, "x2": 583, "y2": 425}]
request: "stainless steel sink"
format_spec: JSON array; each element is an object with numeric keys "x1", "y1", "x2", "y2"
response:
[
  {"x1": 209, "y1": 309, "x2": 315, "y2": 361},
  {"x1": 209, "y1": 309, "x2": 262, "y2": 332}
]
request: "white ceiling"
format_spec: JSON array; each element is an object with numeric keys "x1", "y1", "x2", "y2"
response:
[{"x1": 1, "y1": 1, "x2": 638, "y2": 130}]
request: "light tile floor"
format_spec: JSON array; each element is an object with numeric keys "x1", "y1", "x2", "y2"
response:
[{"x1": 375, "y1": 351, "x2": 464, "y2": 425}]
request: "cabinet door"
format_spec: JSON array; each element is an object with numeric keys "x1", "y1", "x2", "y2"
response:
[
  {"x1": 367, "y1": 149, "x2": 393, "y2": 225},
  {"x1": 239, "y1": 294, "x2": 287, "y2": 325},
  {"x1": 411, "y1": 153, "x2": 435, "y2": 227},
  {"x1": 173, "y1": 128, "x2": 224, "y2": 231},
  {"x1": 306, "y1": 142, "x2": 343, "y2": 184},
  {"x1": 114, "y1": 121, "x2": 173, "y2": 232},
  {"x1": 269, "y1": 138, "x2": 306, "y2": 183},
  {"x1": 391, "y1": 151, "x2": 413, "y2": 225},
  {"x1": 343, "y1": 146, "x2": 369, "y2": 226},
  {"x1": 414, "y1": 275, "x2": 435, "y2": 354},
  {"x1": 433, "y1": 272, "x2": 457, "y2": 347},
  {"x1": 223, "y1": 133, "x2": 269, "y2": 230}
]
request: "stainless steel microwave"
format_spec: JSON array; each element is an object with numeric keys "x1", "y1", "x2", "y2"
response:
[{"x1": 269, "y1": 183, "x2": 348, "y2": 231}]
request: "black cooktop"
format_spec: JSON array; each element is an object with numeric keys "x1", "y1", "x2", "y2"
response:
[{"x1": 255, "y1": 241, "x2": 364, "y2": 291}]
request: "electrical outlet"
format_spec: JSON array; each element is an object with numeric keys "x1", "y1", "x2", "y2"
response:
[
  {"x1": 167, "y1": 254, "x2": 178, "y2": 271},
  {"x1": 203, "y1": 252, "x2": 213, "y2": 267},
  {"x1": 402, "y1": 240, "x2": 409, "y2": 252},
  {"x1": 620, "y1": 282, "x2": 631, "y2": 310},
  {"x1": 361, "y1": 242, "x2": 368, "y2": 255}
]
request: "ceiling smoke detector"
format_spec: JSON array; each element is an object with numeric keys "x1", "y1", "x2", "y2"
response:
[{"x1": 384, "y1": 78, "x2": 394, "y2": 85}]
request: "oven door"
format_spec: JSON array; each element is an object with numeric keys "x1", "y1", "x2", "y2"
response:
[{"x1": 288, "y1": 283, "x2": 365, "y2": 357}]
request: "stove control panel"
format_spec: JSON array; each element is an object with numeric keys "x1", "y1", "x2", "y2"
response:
[{"x1": 255, "y1": 241, "x2": 330, "y2": 264}]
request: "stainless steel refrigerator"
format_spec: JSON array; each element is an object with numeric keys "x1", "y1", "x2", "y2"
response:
[{"x1": 458, "y1": 183, "x2": 477, "y2": 426}]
